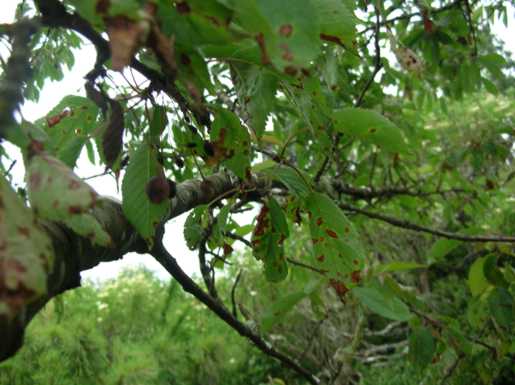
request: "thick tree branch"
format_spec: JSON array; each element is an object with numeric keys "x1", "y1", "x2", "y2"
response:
[
  {"x1": 150, "y1": 240, "x2": 320, "y2": 385},
  {"x1": 339, "y1": 202, "x2": 515, "y2": 243},
  {"x1": 0, "y1": 19, "x2": 39, "y2": 140},
  {"x1": 1, "y1": 172, "x2": 244, "y2": 362}
]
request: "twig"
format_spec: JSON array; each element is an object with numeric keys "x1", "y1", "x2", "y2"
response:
[
  {"x1": 287, "y1": 258, "x2": 327, "y2": 276},
  {"x1": 230, "y1": 270, "x2": 242, "y2": 319},
  {"x1": 355, "y1": 3, "x2": 383, "y2": 108},
  {"x1": 358, "y1": 0, "x2": 463, "y2": 34},
  {"x1": 339, "y1": 203, "x2": 515, "y2": 243},
  {"x1": 150, "y1": 241, "x2": 320, "y2": 385},
  {"x1": 334, "y1": 183, "x2": 469, "y2": 200}
]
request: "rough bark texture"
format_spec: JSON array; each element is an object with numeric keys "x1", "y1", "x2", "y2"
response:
[{"x1": 1, "y1": 172, "x2": 239, "y2": 362}]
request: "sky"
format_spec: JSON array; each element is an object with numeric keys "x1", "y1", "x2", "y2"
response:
[{"x1": 1, "y1": 1, "x2": 514, "y2": 282}]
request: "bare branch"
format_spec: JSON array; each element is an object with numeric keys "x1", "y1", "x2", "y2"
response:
[{"x1": 340, "y1": 203, "x2": 515, "y2": 243}]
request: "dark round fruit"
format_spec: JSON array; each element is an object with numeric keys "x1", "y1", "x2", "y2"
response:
[{"x1": 145, "y1": 176, "x2": 170, "y2": 204}]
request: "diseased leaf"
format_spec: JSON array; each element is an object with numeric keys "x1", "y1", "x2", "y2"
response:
[
  {"x1": 208, "y1": 108, "x2": 251, "y2": 178},
  {"x1": 312, "y1": 0, "x2": 356, "y2": 45},
  {"x1": 0, "y1": 175, "x2": 54, "y2": 320},
  {"x1": 230, "y1": 0, "x2": 320, "y2": 72},
  {"x1": 27, "y1": 151, "x2": 111, "y2": 247},
  {"x1": 121, "y1": 142, "x2": 170, "y2": 248},
  {"x1": 305, "y1": 192, "x2": 365, "y2": 285},
  {"x1": 36, "y1": 95, "x2": 100, "y2": 167},
  {"x1": 251, "y1": 197, "x2": 289, "y2": 282}
]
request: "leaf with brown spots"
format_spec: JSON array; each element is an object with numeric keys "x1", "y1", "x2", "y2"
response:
[
  {"x1": 0, "y1": 174, "x2": 54, "y2": 322},
  {"x1": 26, "y1": 153, "x2": 111, "y2": 246},
  {"x1": 306, "y1": 192, "x2": 365, "y2": 286},
  {"x1": 251, "y1": 197, "x2": 289, "y2": 282},
  {"x1": 206, "y1": 108, "x2": 251, "y2": 179}
]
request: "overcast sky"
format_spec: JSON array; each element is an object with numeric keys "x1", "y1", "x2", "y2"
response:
[{"x1": 1, "y1": 1, "x2": 513, "y2": 282}]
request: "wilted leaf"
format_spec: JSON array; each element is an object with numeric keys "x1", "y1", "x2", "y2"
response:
[{"x1": 102, "y1": 99, "x2": 124, "y2": 169}]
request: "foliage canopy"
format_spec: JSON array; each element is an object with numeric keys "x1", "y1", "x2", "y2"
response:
[{"x1": 0, "y1": 0, "x2": 514, "y2": 384}]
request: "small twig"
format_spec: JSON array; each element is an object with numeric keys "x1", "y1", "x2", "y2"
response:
[
  {"x1": 230, "y1": 270, "x2": 242, "y2": 319},
  {"x1": 340, "y1": 203, "x2": 515, "y2": 243},
  {"x1": 287, "y1": 258, "x2": 327, "y2": 276},
  {"x1": 355, "y1": 3, "x2": 383, "y2": 108}
]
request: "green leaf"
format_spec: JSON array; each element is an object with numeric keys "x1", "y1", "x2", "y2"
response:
[
  {"x1": 232, "y1": 64, "x2": 277, "y2": 137},
  {"x1": 488, "y1": 287, "x2": 513, "y2": 328},
  {"x1": 27, "y1": 153, "x2": 111, "y2": 247},
  {"x1": 305, "y1": 192, "x2": 365, "y2": 284},
  {"x1": 264, "y1": 166, "x2": 310, "y2": 198},
  {"x1": 483, "y1": 254, "x2": 508, "y2": 288},
  {"x1": 261, "y1": 291, "x2": 306, "y2": 332},
  {"x1": 251, "y1": 197, "x2": 289, "y2": 282},
  {"x1": 408, "y1": 327, "x2": 435, "y2": 368},
  {"x1": 149, "y1": 106, "x2": 168, "y2": 140},
  {"x1": 121, "y1": 143, "x2": 170, "y2": 248},
  {"x1": 468, "y1": 256, "x2": 490, "y2": 297},
  {"x1": 184, "y1": 206, "x2": 207, "y2": 250},
  {"x1": 376, "y1": 261, "x2": 427, "y2": 273},
  {"x1": 333, "y1": 108, "x2": 406, "y2": 153},
  {"x1": 353, "y1": 286, "x2": 412, "y2": 321},
  {"x1": 0, "y1": 175, "x2": 54, "y2": 320},
  {"x1": 427, "y1": 239, "x2": 461, "y2": 263},
  {"x1": 260, "y1": 280, "x2": 320, "y2": 331}
]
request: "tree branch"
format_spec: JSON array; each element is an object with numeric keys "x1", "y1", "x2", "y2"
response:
[
  {"x1": 1, "y1": 172, "x2": 246, "y2": 362},
  {"x1": 0, "y1": 19, "x2": 39, "y2": 140},
  {"x1": 34, "y1": 0, "x2": 209, "y2": 125},
  {"x1": 150, "y1": 240, "x2": 320, "y2": 385},
  {"x1": 339, "y1": 203, "x2": 515, "y2": 243}
]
